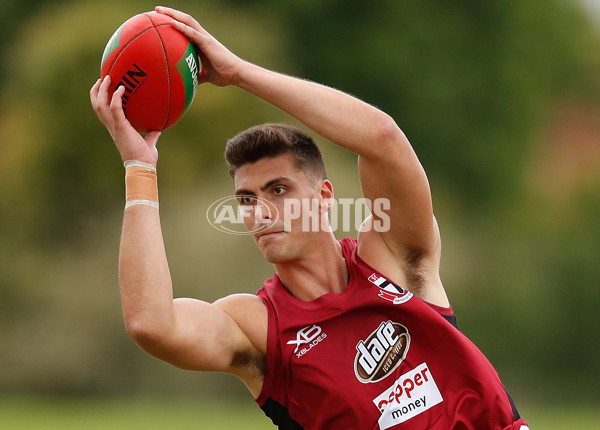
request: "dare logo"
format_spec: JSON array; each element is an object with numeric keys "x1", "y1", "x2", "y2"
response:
[{"x1": 354, "y1": 321, "x2": 410, "y2": 384}]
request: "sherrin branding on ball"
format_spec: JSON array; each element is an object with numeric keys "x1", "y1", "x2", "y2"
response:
[{"x1": 100, "y1": 11, "x2": 200, "y2": 133}]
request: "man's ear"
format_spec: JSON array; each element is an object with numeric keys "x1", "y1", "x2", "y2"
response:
[{"x1": 319, "y1": 179, "x2": 335, "y2": 213}]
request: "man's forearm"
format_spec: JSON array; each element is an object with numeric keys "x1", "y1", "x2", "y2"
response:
[
  {"x1": 119, "y1": 201, "x2": 175, "y2": 341},
  {"x1": 235, "y1": 63, "x2": 406, "y2": 158}
]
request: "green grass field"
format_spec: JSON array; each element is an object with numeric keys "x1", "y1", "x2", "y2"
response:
[{"x1": 1, "y1": 397, "x2": 599, "y2": 429}]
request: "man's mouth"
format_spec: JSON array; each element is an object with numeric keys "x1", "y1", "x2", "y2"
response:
[{"x1": 257, "y1": 230, "x2": 284, "y2": 240}]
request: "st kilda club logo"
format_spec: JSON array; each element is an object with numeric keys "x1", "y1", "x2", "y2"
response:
[
  {"x1": 368, "y1": 273, "x2": 413, "y2": 305},
  {"x1": 354, "y1": 321, "x2": 411, "y2": 384}
]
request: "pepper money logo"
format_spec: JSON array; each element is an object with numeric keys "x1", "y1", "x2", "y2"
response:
[{"x1": 354, "y1": 321, "x2": 411, "y2": 383}]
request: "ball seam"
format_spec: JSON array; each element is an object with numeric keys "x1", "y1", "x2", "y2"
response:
[{"x1": 146, "y1": 14, "x2": 173, "y2": 131}]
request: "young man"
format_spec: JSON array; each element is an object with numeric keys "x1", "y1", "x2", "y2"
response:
[{"x1": 90, "y1": 6, "x2": 528, "y2": 430}]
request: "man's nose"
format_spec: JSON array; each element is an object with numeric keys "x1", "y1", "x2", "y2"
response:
[{"x1": 255, "y1": 200, "x2": 273, "y2": 221}]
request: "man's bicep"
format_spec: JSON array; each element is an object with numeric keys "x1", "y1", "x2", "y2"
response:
[{"x1": 147, "y1": 297, "x2": 259, "y2": 373}]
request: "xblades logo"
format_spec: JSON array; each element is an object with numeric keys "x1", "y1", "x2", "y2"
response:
[
  {"x1": 354, "y1": 321, "x2": 410, "y2": 383},
  {"x1": 287, "y1": 325, "x2": 327, "y2": 358}
]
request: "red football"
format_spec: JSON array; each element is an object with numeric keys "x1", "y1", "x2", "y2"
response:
[{"x1": 100, "y1": 11, "x2": 200, "y2": 133}]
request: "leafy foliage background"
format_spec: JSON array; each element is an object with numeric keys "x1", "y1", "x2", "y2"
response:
[{"x1": 1, "y1": 0, "x2": 599, "y2": 406}]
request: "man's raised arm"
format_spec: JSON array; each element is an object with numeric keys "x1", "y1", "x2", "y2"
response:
[
  {"x1": 89, "y1": 75, "x2": 266, "y2": 396},
  {"x1": 160, "y1": 6, "x2": 443, "y2": 303}
]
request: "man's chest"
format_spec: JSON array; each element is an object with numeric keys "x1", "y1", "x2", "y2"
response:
[{"x1": 277, "y1": 308, "x2": 448, "y2": 429}]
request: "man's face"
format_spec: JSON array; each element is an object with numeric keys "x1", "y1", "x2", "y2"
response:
[{"x1": 233, "y1": 153, "x2": 331, "y2": 263}]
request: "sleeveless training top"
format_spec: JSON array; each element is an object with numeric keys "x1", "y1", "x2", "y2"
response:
[{"x1": 255, "y1": 237, "x2": 528, "y2": 430}]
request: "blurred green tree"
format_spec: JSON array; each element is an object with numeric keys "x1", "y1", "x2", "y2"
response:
[
  {"x1": 0, "y1": 0, "x2": 291, "y2": 247},
  {"x1": 0, "y1": 0, "x2": 291, "y2": 397},
  {"x1": 1, "y1": 0, "x2": 599, "y2": 405},
  {"x1": 227, "y1": 0, "x2": 600, "y2": 208}
]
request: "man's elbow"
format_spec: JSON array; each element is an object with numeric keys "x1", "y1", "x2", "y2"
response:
[
  {"x1": 372, "y1": 114, "x2": 409, "y2": 154},
  {"x1": 124, "y1": 316, "x2": 168, "y2": 349}
]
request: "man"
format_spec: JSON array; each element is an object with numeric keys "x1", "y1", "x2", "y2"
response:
[{"x1": 90, "y1": 6, "x2": 528, "y2": 429}]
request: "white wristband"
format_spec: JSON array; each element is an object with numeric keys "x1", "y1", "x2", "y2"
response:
[
  {"x1": 124, "y1": 160, "x2": 156, "y2": 171},
  {"x1": 125, "y1": 199, "x2": 160, "y2": 210}
]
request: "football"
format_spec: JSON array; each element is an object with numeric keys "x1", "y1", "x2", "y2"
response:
[{"x1": 100, "y1": 11, "x2": 200, "y2": 133}]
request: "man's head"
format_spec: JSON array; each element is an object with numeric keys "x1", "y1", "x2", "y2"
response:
[
  {"x1": 225, "y1": 124, "x2": 333, "y2": 264},
  {"x1": 225, "y1": 123, "x2": 327, "y2": 183}
]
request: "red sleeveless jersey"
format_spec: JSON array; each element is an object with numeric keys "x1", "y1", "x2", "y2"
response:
[{"x1": 255, "y1": 237, "x2": 528, "y2": 430}]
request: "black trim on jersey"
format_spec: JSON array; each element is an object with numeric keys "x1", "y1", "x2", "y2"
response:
[
  {"x1": 260, "y1": 398, "x2": 304, "y2": 430},
  {"x1": 450, "y1": 315, "x2": 521, "y2": 421},
  {"x1": 504, "y1": 386, "x2": 522, "y2": 420},
  {"x1": 443, "y1": 314, "x2": 459, "y2": 329}
]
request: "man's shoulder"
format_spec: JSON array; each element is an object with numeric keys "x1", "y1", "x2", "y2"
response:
[
  {"x1": 215, "y1": 292, "x2": 266, "y2": 311},
  {"x1": 215, "y1": 293, "x2": 268, "y2": 355}
]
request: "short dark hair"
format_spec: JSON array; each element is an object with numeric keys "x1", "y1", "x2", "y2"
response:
[{"x1": 225, "y1": 123, "x2": 327, "y2": 181}]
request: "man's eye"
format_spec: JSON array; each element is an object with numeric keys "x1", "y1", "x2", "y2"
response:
[
  {"x1": 273, "y1": 187, "x2": 286, "y2": 195},
  {"x1": 238, "y1": 196, "x2": 257, "y2": 205}
]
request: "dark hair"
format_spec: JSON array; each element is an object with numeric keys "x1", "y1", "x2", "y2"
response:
[{"x1": 225, "y1": 123, "x2": 327, "y2": 180}]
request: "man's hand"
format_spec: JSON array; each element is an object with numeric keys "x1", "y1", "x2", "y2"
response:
[
  {"x1": 90, "y1": 76, "x2": 160, "y2": 167},
  {"x1": 155, "y1": 6, "x2": 246, "y2": 87}
]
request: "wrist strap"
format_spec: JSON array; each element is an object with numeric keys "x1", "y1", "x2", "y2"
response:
[
  {"x1": 124, "y1": 160, "x2": 159, "y2": 210},
  {"x1": 124, "y1": 160, "x2": 156, "y2": 170}
]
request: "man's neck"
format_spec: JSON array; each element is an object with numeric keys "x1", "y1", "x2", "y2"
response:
[{"x1": 274, "y1": 234, "x2": 348, "y2": 301}]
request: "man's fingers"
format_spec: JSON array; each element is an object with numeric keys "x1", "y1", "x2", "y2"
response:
[
  {"x1": 100, "y1": 74, "x2": 111, "y2": 93},
  {"x1": 110, "y1": 85, "x2": 127, "y2": 122},
  {"x1": 90, "y1": 78, "x2": 102, "y2": 104},
  {"x1": 145, "y1": 131, "x2": 162, "y2": 150},
  {"x1": 90, "y1": 76, "x2": 109, "y2": 111},
  {"x1": 94, "y1": 76, "x2": 112, "y2": 110},
  {"x1": 169, "y1": 19, "x2": 205, "y2": 44},
  {"x1": 155, "y1": 6, "x2": 203, "y2": 31},
  {"x1": 155, "y1": 6, "x2": 191, "y2": 23},
  {"x1": 155, "y1": 5, "x2": 212, "y2": 43},
  {"x1": 91, "y1": 76, "x2": 119, "y2": 128}
]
